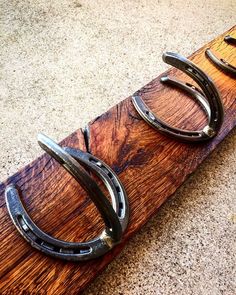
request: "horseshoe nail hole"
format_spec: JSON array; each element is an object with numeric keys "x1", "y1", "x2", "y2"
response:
[
  {"x1": 116, "y1": 186, "x2": 121, "y2": 193},
  {"x1": 26, "y1": 230, "x2": 37, "y2": 241},
  {"x1": 73, "y1": 247, "x2": 91, "y2": 254},
  {"x1": 118, "y1": 208, "x2": 123, "y2": 217},
  {"x1": 17, "y1": 216, "x2": 30, "y2": 232},
  {"x1": 59, "y1": 248, "x2": 75, "y2": 254},
  {"x1": 79, "y1": 249, "x2": 91, "y2": 254},
  {"x1": 35, "y1": 238, "x2": 43, "y2": 245},
  {"x1": 100, "y1": 165, "x2": 107, "y2": 172},
  {"x1": 100, "y1": 165, "x2": 114, "y2": 179},
  {"x1": 186, "y1": 67, "x2": 196, "y2": 74},
  {"x1": 52, "y1": 246, "x2": 60, "y2": 252},
  {"x1": 107, "y1": 171, "x2": 113, "y2": 179},
  {"x1": 89, "y1": 158, "x2": 102, "y2": 167},
  {"x1": 89, "y1": 158, "x2": 96, "y2": 163},
  {"x1": 145, "y1": 110, "x2": 155, "y2": 121},
  {"x1": 116, "y1": 190, "x2": 122, "y2": 202},
  {"x1": 220, "y1": 58, "x2": 228, "y2": 65},
  {"x1": 96, "y1": 161, "x2": 102, "y2": 167},
  {"x1": 149, "y1": 113, "x2": 155, "y2": 121},
  {"x1": 119, "y1": 202, "x2": 124, "y2": 209},
  {"x1": 186, "y1": 68, "x2": 204, "y2": 83},
  {"x1": 195, "y1": 73, "x2": 205, "y2": 83},
  {"x1": 41, "y1": 241, "x2": 55, "y2": 251},
  {"x1": 158, "y1": 122, "x2": 166, "y2": 129},
  {"x1": 186, "y1": 82, "x2": 195, "y2": 89}
]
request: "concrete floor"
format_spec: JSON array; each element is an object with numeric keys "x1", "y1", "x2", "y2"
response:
[{"x1": 1, "y1": 1, "x2": 236, "y2": 294}]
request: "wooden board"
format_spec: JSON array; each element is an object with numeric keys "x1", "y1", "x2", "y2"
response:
[{"x1": 0, "y1": 26, "x2": 235, "y2": 294}]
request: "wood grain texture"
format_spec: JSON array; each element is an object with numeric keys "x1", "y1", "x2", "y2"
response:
[{"x1": 0, "y1": 26, "x2": 235, "y2": 294}]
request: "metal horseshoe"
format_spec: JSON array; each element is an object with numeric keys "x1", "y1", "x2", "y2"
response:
[
  {"x1": 132, "y1": 52, "x2": 224, "y2": 142},
  {"x1": 5, "y1": 133, "x2": 129, "y2": 261},
  {"x1": 224, "y1": 35, "x2": 236, "y2": 45},
  {"x1": 205, "y1": 48, "x2": 236, "y2": 77}
]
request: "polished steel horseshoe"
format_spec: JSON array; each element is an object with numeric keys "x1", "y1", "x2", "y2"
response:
[
  {"x1": 205, "y1": 48, "x2": 236, "y2": 77},
  {"x1": 132, "y1": 52, "x2": 224, "y2": 142},
  {"x1": 5, "y1": 134, "x2": 129, "y2": 261}
]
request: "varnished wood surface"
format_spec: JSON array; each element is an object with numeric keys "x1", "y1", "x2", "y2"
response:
[{"x1": 0, "y1": 26, "x2": 235, "y2": 294}]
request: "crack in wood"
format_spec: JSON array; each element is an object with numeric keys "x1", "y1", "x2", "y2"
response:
[{"x1": 82, "y1": 125, "x2": 91, "y2": 154}]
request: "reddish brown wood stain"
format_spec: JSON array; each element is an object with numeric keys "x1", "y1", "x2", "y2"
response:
[{"x1": 0, "y1": 26, "x2": 236, "y2": 294}]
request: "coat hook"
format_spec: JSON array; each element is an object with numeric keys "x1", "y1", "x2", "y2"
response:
[
  {"x1": 132, "y1": 52, "x2": 224, "y2": 142},
  {"x1": 5, "y1": 134, "x2": 129, "y2": 261},
  {"x1": 224, "y1": 35, "x2": 236, "y2": 45},
  {"x1": 205, "y1": 48, "x2": 236, "y2": 77}
]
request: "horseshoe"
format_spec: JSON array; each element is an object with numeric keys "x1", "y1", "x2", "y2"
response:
[
  {"x1": 205, "y1": 48, "x2": 236, "y2": 77},
  {"x1": 224, "y1": 35, "x2": 236, "y2": 45},
  {"x1": 132, "y1": 52, "x2": 224, "y2": 142},
  {"x1": 5, "y1": 134, "x2": 129, "y2": 261}
]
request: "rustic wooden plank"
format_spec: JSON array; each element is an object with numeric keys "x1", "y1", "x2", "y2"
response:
[{"x1": 0, "y1": 26, "x2": 235, "y2": 294}]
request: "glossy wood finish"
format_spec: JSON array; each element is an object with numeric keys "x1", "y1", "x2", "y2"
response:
[{"x1": 0, "y1": 26, "x2": 235, "y2": 294}]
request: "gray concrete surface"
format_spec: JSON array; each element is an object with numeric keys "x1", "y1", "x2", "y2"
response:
[{"x1": 0, "y1": 1, "x2": 235, "y2": 294}]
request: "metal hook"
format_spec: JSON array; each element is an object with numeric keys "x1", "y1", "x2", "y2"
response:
[
  {"x1": 132, "y1": 52, "x2": 224, "y2": 142},
  {"x1": 5, "y1": 134, "x2": 129, "y2": 261},
  {"x1": 224, "y1": 35, "x2": 236, "y2": 46},
  {"x1": 205, "y1": 48, "x2": 236, "y2": 77}
]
